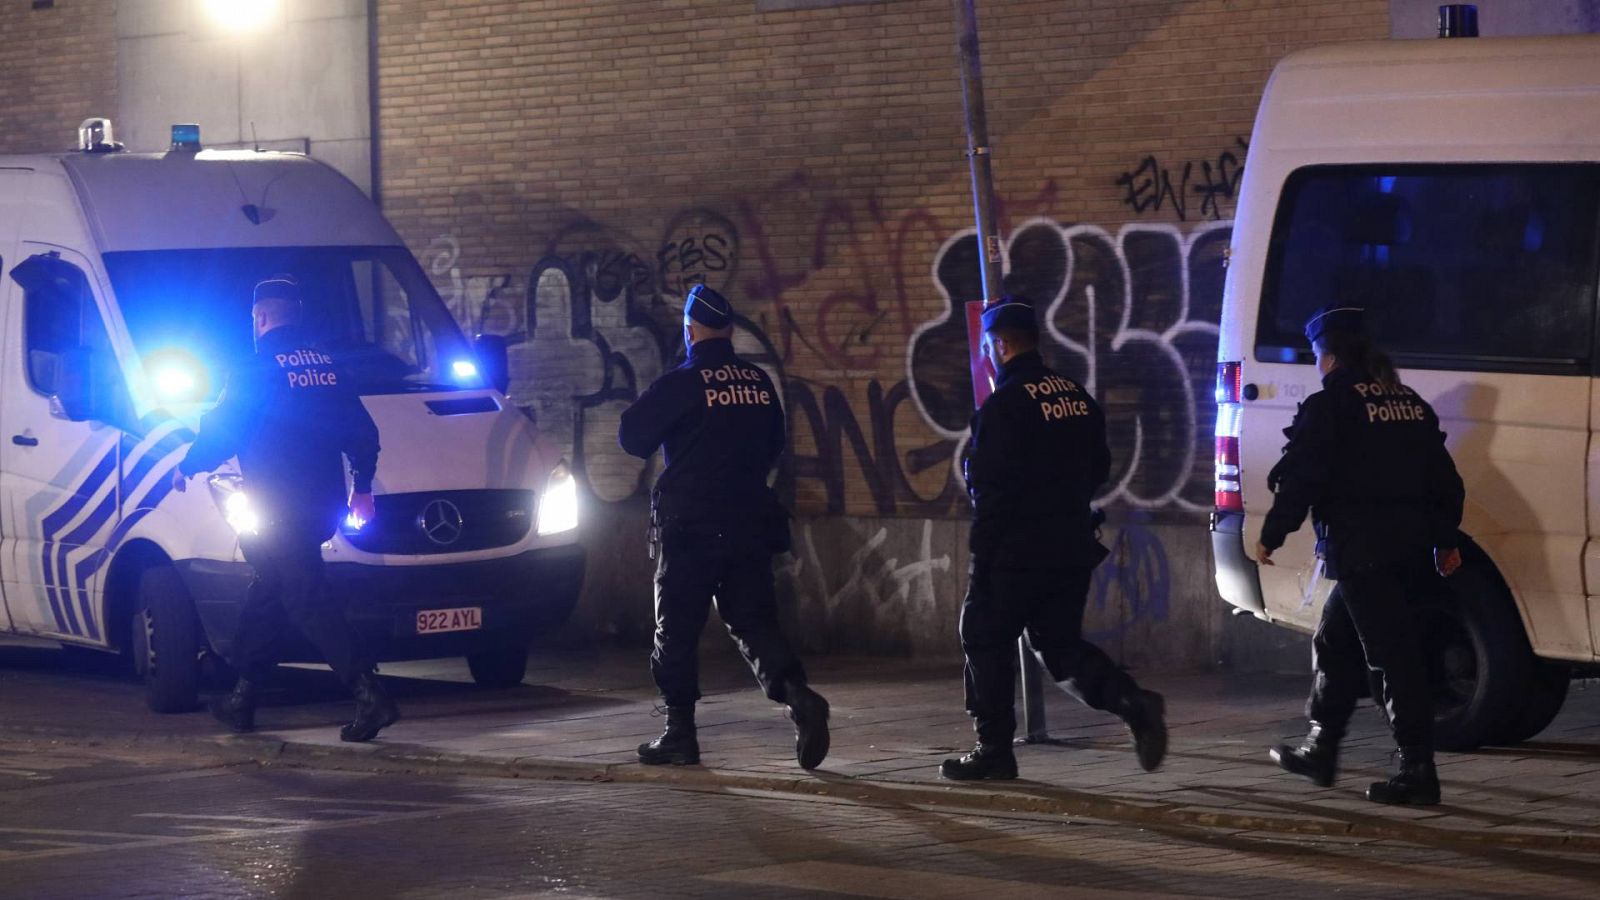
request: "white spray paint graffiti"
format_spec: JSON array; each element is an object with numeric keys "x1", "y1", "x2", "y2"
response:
[
  {"x1": 908, "y1": 219, "x2": 1231, "y2": 512},
  {"x1": 426, "y1": 236, "x2": 520, "y2": 335},
  {"x1": 780, "y1": 518, "x2": 952, "y2": 620}
]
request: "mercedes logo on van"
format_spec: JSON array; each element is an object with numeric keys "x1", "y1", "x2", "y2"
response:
[{"x1": 417, "y1": 499, "x2": 465, "y2": 546}]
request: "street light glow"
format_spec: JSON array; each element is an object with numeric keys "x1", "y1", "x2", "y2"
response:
[{"x1": 201, "y1": 0, "x2": 279, "y2": 33}]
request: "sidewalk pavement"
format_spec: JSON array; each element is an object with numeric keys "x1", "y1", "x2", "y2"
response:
[{"x1": 5, "y1": 643, "x2": 1600, "y2": 852}]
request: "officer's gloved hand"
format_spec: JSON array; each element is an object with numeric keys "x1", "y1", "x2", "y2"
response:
[{"x1": 348, "y1": 491, "x2": 376, "y2": 529}]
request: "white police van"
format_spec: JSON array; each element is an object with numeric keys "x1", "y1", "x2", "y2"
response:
[
  {"x1": 1213, "y1": 33, "x2": 1600, "y2": 749},
  {"x1": 0, "y1": 120, "x2": 584, "y2": 711}
]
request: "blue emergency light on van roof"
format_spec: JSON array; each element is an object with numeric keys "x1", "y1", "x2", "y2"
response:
[{"x1": 170, "y1": 124, "x2": 202, "y2": 152}]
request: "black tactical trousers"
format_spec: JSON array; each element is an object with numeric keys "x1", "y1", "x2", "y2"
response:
[
  {"x1": 233, "y1": 526, "x2": 371, "y2": 687},
  {"x1": 961, "y1": 564, "x2": 1139, "y2": 746},
  {"x1": 651, "y1": 527, "x2": 805, "y2": 708},
  {"x1": 1307, "y1": 561, "x2": 1433, "y2": 752}
]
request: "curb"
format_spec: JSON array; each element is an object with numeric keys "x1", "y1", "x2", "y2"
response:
[{"x1": 11, "y1": 725, "x2": 1600, "y2": 853}]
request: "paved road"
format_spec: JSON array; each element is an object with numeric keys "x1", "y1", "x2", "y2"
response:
[
  {"x1": 5, "y1": 643, "x2": 1600, "y2": 896},
  {"x1": 1, "y1": 738, "x2": 1599, "y2": 899}
]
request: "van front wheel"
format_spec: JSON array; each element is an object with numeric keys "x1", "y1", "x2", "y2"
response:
[
  {"x1": 466, "y1": 643, "x2": 528, "y2": 688},
  {"x1": 134, "y1": 565, "x2": 203, "y2": 713}
]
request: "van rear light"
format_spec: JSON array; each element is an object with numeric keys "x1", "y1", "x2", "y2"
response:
[
  {"x1": 1215, "y1": 360, "x2": 1242, "y2": 405},
  {"x1": 1215, "y1": 361, "x2": 1244, "y2": 513},
  {"x1": 1215, "y1": 436, "x2": 1243, "y2": 512}
]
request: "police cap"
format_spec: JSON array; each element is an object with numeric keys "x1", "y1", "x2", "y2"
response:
[
  {"x1": 684, "y1": 284, "x2": 733, "y2": 329},
  {"x1": 980, "y1": 295, "x2": 1039, "y2": 335},
  {"x1": 254, "y1": 274, "x2": 302, "y2": 306},
  {"x1": 1304, "y1": 304, "x2": 1365, "y2": 345}
]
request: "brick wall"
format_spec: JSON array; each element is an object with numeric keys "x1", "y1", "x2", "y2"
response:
[
  {"x1": 375, "y1": 0, "x2": 1386, "y2": 516},
  {"x1": 375, "y1": 0, "x2": 1388, "y2": 657},
  {"x1": 0, "y1": 0, "x2": 118, "y2": 154},
  {"x1": 0, "y1": 0, "x2": 1392, "y2": 663}
]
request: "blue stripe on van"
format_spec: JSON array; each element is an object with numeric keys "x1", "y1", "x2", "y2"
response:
[
  {"x1": 124, "y1": 432, "x2": 188, "y2": 491},
  {"x1": 37, "y1": 449, "x2": 118, "y2": 636},
  {"x1": 32, "y1": 414, "x2": 194, "y2": 641},
  {"x1": 74, "y1": 455, "x2": 186, "y2": 603},
  {"x1": 54, "y1": 490, "x2": 117, "y2": 641}
]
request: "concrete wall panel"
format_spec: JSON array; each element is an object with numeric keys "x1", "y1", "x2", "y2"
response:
[
  {"x1": 1391, "y1": 0, "x2": 1600, "y2": 37},
  {"x1": 238, "y1": 15, "x2": 370, "y2": 144},
  {"x1": 116, "y1": 33, "x2": 243, "y2": 150}
]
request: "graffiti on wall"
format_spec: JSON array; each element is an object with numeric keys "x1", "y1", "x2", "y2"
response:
[
  {"x1": 430, "y1": 167, "x2": 1238, "y2": 518},
  {"x1": 1085, "y1": 518, "x2": 1172, "y2": 642},
  {"x1": 908, "y1": 218, "x2": 1230, "y2": 512},
  {"x1": 778, "y1": 514, "x2": 1175, "y2": 648},
  {"x1": 782, "y1": 518, "x2": 952, "y2": 620},
  {"x1": 1116, "y1": 138, "x2": 1249, "y2": 222},
  {"x1": 427, "y1": 236, "x2": 518, "y2": 334}
]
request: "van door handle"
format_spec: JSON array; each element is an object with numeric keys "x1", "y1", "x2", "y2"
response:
[{"x1": 12, "y1": 435, "x2": 38, "y2": 447}]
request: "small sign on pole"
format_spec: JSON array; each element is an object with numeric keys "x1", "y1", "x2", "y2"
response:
[{"x1": 965, "y1": 300, "x2": 997, "y2": 408}]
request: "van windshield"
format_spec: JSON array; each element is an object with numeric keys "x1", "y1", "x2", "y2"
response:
[
  {"x1": 103, "y1": 246, "x2": 477, "y2": 398},
  {"x1": 1256, "y1": 164, "x2": 1600, "y2": 374}
]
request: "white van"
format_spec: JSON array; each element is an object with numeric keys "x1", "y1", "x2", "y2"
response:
[
  {"x1": 1213, "y1": 35, "x2": 1600, "y2": 749},
  {"x1": 0, "y1": 121, "x2": 584, "y2": 712}
]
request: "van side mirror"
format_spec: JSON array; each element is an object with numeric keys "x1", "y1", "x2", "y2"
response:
[
  {"x1": 473, "y1": 334, "x2": 510, "y2": 395},
  {"x1": 54, "y1": 346, "x2": 116, "y2": 423},
  {"x1": 8, "y1": 252, "x2": 80, "y2": 296}
]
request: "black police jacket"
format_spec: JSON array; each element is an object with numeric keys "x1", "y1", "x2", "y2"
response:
[
  {"x1": 179, "y1": 325, "x2": 381, "y2": 538},
  {"x1": 965, "y1": 350, "x2": 1110, "y2": 569},
  {"x1": 1260, "y1": 365, "x2": 1464, "y2": 578},
  {"x1": 618, "y1": 337, "x2": 786, "y2": 528}
]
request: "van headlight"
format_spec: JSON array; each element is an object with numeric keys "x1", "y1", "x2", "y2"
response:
[
  {"x1": 537, "y1": 462, "x2": 579, "y2": 536},
  {"x1": 207, "y1": 474, "x2": 261, "y2": 535}
]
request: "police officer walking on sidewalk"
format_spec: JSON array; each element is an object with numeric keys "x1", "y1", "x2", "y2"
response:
[
  {"x1": 618, "y1": 284, "x2": 830, "y2": 770},
  {"x1": 1258, "y1": 304, "x2": 1464, "y2": 806},
  {"x1": 942, "y1": 297, "x2": 1168, "y2": 781},
  {"x1": 173, "y1": 275, "x2": 399, "y2": 743}
]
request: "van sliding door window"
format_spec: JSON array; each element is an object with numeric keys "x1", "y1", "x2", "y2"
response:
[{"x1": 1256, "y1": 164, "x2": 1600, "y2": 375}]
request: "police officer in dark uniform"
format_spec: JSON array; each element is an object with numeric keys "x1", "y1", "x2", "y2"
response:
[
  {"x1": 618, "y1": 284, "x2": 830, "y2": 770},
  {"x1": 942, "y1": 297, "x2": 1168, "y2": 781},
  {"x1": 173, "y1": 275, "x2": 399, "y2": 743},
  {"x1": 1258, "y1": 304, "x2": 1465, "y2": 806}
]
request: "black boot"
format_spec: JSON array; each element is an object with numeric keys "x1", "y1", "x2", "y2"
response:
[
  {"x1": 209, "y1": 678, "x2": 259, "y2": 733},
  {"x1": 1120, "y1": 689, "x2": 1168, "y2": 772},
  {"x1": 341, "y1": 671, "x2": 401, "y2": 743},
  {"x1": 940, "y1": 743, "x2": 1019, "y2": 781},
  {"x1": 1367, "y1": 749, "x2": 1441, "y2": 806},
  {"x1": 638, "y1": 705, "x2": 700, "y2": 765},
  {"x1": 784, "y1": 680, "x2": 830, "y2": 771},
  {"x1": 1270, "y1": 722, "x2": 1342, "y2": 788}
]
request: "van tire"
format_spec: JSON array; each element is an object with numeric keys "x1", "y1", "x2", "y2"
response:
[
  {"x1": 135, "y1": 565, "x2": 202, "y2": 714},
  {"x1": 466, "y1": 643, "x2": 528, "y2": 688},
  {"x1": 1494, "y1": 660, "x2": 1569, "y2": 745},
  {"x1": 1419, "y1": 565, "x2": 1529, "y2": 752}
]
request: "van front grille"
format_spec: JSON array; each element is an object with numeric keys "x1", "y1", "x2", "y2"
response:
[{"x1": 344, "y1": 490, "x2": 533, "y2": 555}]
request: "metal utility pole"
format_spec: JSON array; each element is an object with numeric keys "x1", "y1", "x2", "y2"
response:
[
  {"x1": 953, "y1": 0, "x2": 1003, "y2": 303},
  {"x1": 952, "y1": 0, "x2": 1051, "y2": 744}
]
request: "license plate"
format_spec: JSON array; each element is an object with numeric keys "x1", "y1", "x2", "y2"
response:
[{"x1": 415, "y1": 607, "x2": 482, "y2": 635}]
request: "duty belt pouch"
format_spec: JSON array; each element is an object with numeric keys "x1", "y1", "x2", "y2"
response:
[
  {"x1": 1088, "y1": 538, "x2": 1111, "y2": 569},
  {"x1": 1088, "y1": 508, "x2": 1110, "y2": 568},
  {"x1": 647, "y1": 490, "x2": 663, "y2": 560},
  {"x1": 650, "y1": 490, "x2": 697, "y2": 552}
]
